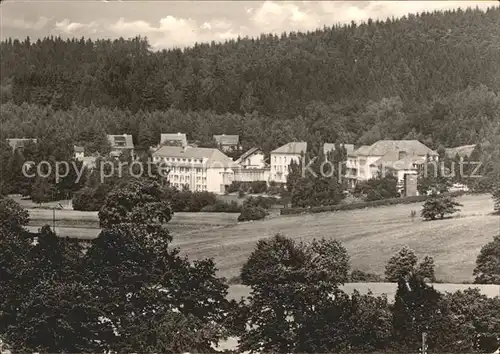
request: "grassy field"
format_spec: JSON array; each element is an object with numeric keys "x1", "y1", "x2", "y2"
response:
[
  {"x1": 171, "y1": 194, "x2": 498, "y2": 283},
  {"x1": 27, "y1": 210, "x2": 239, "y2": 238},
  {"x1": 23, "y1": 194, "x2": 499, "y2": 283},
  {"x1": 226, "y1": 283, "x2": 500, "y2": 302}
]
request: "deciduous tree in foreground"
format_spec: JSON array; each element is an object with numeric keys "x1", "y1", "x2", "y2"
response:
[
  {"x1": 0, "y1": 181, "x2": 236, "y2": 353},
  {"x1": 473, "y1": 235, "x2": 500, "y2": 285},
  {"x1": 385, "y1": 246, "x2": 436, "y2": 282}
]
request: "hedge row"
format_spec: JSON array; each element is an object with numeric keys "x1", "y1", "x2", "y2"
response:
[
  {"x1": 226, "y1": 181, "x2": 268, "y2": 194},
  {"x1": 280, "y1": 191, "x2": 466, "y2": 215}
]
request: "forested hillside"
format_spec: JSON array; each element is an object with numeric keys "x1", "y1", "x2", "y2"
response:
[{"x1": 1, "y1": 6, "x2": 499, "y2": 152}]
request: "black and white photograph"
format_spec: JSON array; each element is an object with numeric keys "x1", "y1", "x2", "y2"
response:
[{"x1": 0, "y1": 0, "x2": 499, "y2": 353}]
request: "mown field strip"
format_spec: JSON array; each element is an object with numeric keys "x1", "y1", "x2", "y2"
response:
[{"x1": 24, "y1": 194, "x2": 499, "y2": 283}]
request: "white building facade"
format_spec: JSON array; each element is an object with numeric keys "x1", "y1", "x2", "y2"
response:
[
  {"x1": 270, "y1": 142, "x2": 307, "y2": 184},
  {"x1": 233, "y1": 148, "x2": 270, "y2": 183},
  {"x1": 152, "y1": 146, "x2": 236, "y2": 194},
  {"x1": 345, "y1": 140, "x2": 438, "y2": 189}
]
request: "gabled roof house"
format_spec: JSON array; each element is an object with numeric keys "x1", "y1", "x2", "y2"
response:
[{"x1": 160, "y1": 133, "x2": 188, "y2": 147}]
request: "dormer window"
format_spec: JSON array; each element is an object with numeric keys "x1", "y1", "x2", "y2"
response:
[{"x1": 114, "y1": 136, "x2": 127, "y2": 147}]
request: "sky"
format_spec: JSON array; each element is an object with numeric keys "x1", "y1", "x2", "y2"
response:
[{"x1": 1, "y1": 1, "x2": 498, "y2": 50}]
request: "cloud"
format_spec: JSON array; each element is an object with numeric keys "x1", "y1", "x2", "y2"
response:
[
  {"x1": 107, "y1": 16, "x2": 204, "y2": 48},
  {"x1": 2, "y1": 16, "x2": 50, "y2": 30},
  {"x1": 250, "y1": 1, "x2": 320, "y2": 32},
  {"x1": 2, "y1": 1, "x2": 498, "y2": 49},
  {"x1": 318, "y1": 1, "x2": 498, "y2": 25},
  {"x1": 249, "y1": 0, "x2": 498, "y2": 34},
  {"x1": 55, "y1": 19, "x2": 98, "y2": 34},
  {"x1": 200, "y1": 19, "x2": 232, "y2": 31},
  {"x1": 107, "y1": 16, "x2": 244, "y2": 48},
  {"x1": 108, "y1": 18, "x2": 157, "y2": 36}
]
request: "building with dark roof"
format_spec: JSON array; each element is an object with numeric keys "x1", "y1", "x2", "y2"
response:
[
  {"x1": 213, "y1": 134, "x2": 240, "y2": 152},
  {"x1": 107, "y1": 134, "x2": 134, "y2": 158}
]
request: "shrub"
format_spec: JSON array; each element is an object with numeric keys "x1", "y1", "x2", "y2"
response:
[
  {"x1": 473, "y1": 235, "x2": 500, "y2": 284},
  {"x1": 267, "y1": 181, "x2": 285, "y2": 196},
  {"x1": 354, "y1": 174, "x2": 399, "y2": 201},
  {"x1": 227, "y1": 181, "x2": 268, "y2": 194},
  {"x1": 350, "y1": 269, "x2": 384, "y2": 282},
  {"x1": 243, "y1": 196, "x2": 278, "y2": 209},
  {"x1": 187, "y1": 191, "x2": 217, "y2": 212},
  {"x1": 164, "y1": 188, "x2": 218, "y2": 212},
  {"x1": 421, "y1": 195, "x2": 462, "y2": 220},
  {"x1": 200, "y1": 200, "x2": 241, "y2": 213},
  {"x1": 72, "y1": 184, "x2": 113, "y2": 211},
  {"x1": 249, "y1": 181, "x2": 267, "y2": 194},
  {"x1": 280, "y1": 191, "x2": 465, "y2": 215},
  {"x1": 238, "y1": 190, "x2": 246, "y2": 198},
  {"x1": 226, "y1": 181, "x2": 243, "y2": 194},
  {"x1": 469, "y1": 177, "x2": 495, "y2": 193},
  {"x1": 237, "y1": 206, "x2": 267, "y2": 222},
  {"x1": 493, "y1": 184, "x2": 500, "y2": 214}
]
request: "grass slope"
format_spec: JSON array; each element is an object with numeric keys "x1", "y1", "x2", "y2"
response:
[
  {"x1": 23, "y1": 194, "x2": 498, "y2": 283},
  {"x1": 172, "y1": 194, "x2": 498, "y2": 283}
]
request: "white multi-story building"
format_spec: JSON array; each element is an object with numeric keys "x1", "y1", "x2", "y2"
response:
[
  {"x1": 270, "y1": 142, "x2": 307, "y2": 183},
  {"x1": 152, "y1": 146, "x2": 236, "y2": 194},
  {"x1": 233, "y1": 147, "x2": 270, "y2": 183},
  {"x1": 345, "y1": 140, "x2": 438, "y2": 190}
]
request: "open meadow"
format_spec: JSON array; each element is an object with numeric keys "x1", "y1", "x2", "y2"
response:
[
  {"x1": 25, "y1": 194, "x2": 499, "y2": 283},
  {"x1": 174, "y1": 194, "x2": 498, "y2": 283}
]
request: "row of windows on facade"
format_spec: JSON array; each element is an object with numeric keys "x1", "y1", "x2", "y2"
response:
[
  {"x1": 273, "y1": 156, "x2": 292, "y2": 163},
  {"x1": 170, "y1": 175, "x2": 207, "y2": 183},
  {"x1": 154, "y1": 156, "x2": 204, "y2": 164},
  {"x1": 273, "y1": 165, "x2": 290, "y2": 172},
  {"x1": 169, "y1": 166, "x2": 205, "y2": 173}
]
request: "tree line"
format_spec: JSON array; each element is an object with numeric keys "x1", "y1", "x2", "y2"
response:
[
  {"x1": 1, "y1": 7, "x2": 500, "y2": 116},
  {"x1": 0, "y1": 7, "x2": 500, "y2": 152}
]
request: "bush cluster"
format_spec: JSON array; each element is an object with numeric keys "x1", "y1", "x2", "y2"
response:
[
  {"x1": 167, "y1": 189, "x2": 218, "y2": 212},
  {"x1": 237, "y1": 206, "x2": 267, "y2": 222},
  {"x1": 349, "y1": 269, "x2": 384, "y2": 282},
  {"x1": 281, "y1": 191, "x2": 465, "y2": 215},
  {"x1": 200, "y1": 200, "x2": 241, "y2": 213},
  {"x1": 72, "y1": 185, "x2": 113, "y2": 211},
  {"x1": 242, "y1": 196, "x2": 278, "y2": 209},
  {"x1": 226, "y1": 181, "x2": 268, "y2": 194},
  {"x1": 74, "y1": 184, "x2": 245, "y2": 213}
]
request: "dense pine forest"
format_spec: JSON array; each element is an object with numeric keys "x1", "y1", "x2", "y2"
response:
[{"x1": 1, "y1": 6, "x2": 500, "y2": 153}]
